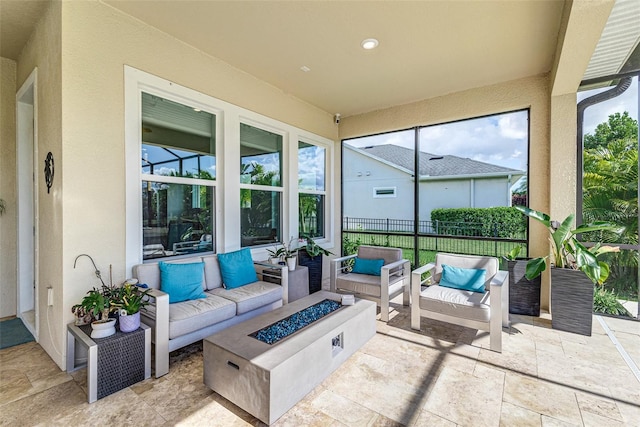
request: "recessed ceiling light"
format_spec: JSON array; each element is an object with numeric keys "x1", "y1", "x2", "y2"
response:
[
  {"x1": 300, "y1": 65, "x2": 311, "y2": 72},
  {"x1": 361, "y1": 38, "x2": 379, "y2": 50},
  {"x1": 193, "y1": 108, "x2": 201, "y2": 112}
]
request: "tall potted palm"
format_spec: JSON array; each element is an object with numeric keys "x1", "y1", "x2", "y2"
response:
[
  {"x1": 515, "y1": 206, "x2": 620, "y2": 335},
  {"x1": 297, "y1": 235, "x2": 333, "y2": 294}
]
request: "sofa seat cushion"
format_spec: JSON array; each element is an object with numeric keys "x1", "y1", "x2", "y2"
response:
[
  {"x1": 209, "y1": 281, "x2": 282, "y2": 315},
  {"x1": 419, "y1": 284, "x2": 490, "y2": 323},
  {"x1": 142, "y1": 293, "x2": 236, "y2": 340}
]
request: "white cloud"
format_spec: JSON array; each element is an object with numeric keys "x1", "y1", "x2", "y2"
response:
[{"x1": 498, "y1": 114, "x2": 528, "y2": 139}]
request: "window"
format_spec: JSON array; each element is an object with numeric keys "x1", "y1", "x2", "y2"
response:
[
  {"x1": 342, "y1": 110, "x2": 529, "y2": 265},
  {"x1": 240, "y1": 123, "x2": 283, "y2": 247},
  {"x1": 140, "y1": 92, "x2": 216, "y2": 259},
  {"x1": 298, "y1": 141, "x2": 326, "y2": 238},
  {"x1": 374, "y1": 187, "x2": 396, "y2": 198},
  {"x1": 126, "y1": 67, "x2": 334, "y2": 269}
]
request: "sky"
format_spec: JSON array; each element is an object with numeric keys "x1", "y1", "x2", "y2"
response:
[{"x1": 345, "y1": 76, "x2": 639, "y2": 173}]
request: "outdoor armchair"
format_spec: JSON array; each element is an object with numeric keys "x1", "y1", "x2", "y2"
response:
[
  {"x1": 410, "y1": 253, "x2": 509, "y2": 352},
  {"x1": 330, "y1": 245, "x2": 410, "y2": 322}
]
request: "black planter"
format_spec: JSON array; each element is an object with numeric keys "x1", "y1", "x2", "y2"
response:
[
  {"x1": 507, "y1": 260, "x2": 541, "y2": 316},
  {"x1": 551, "y1": 268, "x2": 595, "y2": 336},
  {"x1": 297, "y1": 250, "x2": 323, "y2": 294}
]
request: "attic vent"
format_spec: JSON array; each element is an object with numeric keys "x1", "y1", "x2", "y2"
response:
[
  {"x1": 429, "y1": 156, "x2": 444, "y2": 160},
  {"x1": 373, "y1": 187, "x2": 396, "y2": 198},
  {"x1": 364, "y1": 146, "x2": 374, "y2": 149}
]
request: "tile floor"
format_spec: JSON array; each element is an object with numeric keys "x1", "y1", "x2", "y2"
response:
[{"x1": 1, "y1": 302, "x2": 639, "y2": 426}]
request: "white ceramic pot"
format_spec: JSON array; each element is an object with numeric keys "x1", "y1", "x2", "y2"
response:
[
  {"x1": 286, "y1": 256, "x2": 297, "y2": 271},
  {"x1": 118, "y1": 311, "x2": 140, "y2": 333},
  {"x1": 90, "y1": 318, "x2": 116, "y2": 338}
]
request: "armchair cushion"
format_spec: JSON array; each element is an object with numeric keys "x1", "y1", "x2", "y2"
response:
[
  {"x1": 352, "y1": 257, "x2": 385, "y2": 276},
  {"x1": 418, "y1": 285, "x2": 491, "y2": 323},
  {"x1": 439, "y1": 264, "x2": 486, "y2": 293},
  {"x1": 218, "y1": 248, "x2": 258, "y2": 289},
  {"x1": 159, "y1": 261, "x2": 207, "y2": 304}
]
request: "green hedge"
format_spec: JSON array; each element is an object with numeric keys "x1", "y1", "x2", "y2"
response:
[{"x1": 430, "y1": 207, "x2": 526, "y2": 239}]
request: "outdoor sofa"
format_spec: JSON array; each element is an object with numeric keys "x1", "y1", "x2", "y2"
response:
[{"x1": 133, "y1": 249, "x2": 288, "y2": 377}]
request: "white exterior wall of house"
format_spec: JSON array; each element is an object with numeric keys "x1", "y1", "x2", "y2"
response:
[
  {"x1": 420, "y1": 177, "x2": 518, "y2": 222},
  {"x1": 342, "y1": 148, "x2": 412, "y2": 228},
  {"x1": 344, "y1": 146, "x2": 522, "y2": 225}
]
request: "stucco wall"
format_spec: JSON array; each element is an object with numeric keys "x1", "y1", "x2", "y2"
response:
[
  {"x1": 0, "y1": 57, "x2": 17, "y2": 319},
  {"x1": 14, "y1": 0, "x2": 63, "y2": 365},
  {"x1": 48, "y1": 2, "x2": 336, "y2": 369}
]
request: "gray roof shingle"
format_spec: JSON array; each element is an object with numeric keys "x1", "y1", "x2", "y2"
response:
[{"x1": 354, "y1": 144, "x2": 522, "y2": 177}]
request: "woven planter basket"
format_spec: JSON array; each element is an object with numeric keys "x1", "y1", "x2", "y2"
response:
[
  {"x1": 298, "y1": 250, "x2": 323, "y2": 294},
  {"x1": 551, "y1": 268, "x2": 594, "y2": 336},
  {"x1": 507, "y1": 260, "x2": 541, "y2": 316}
]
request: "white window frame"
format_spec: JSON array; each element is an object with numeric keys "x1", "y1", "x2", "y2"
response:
[
  {"x1": 239, "y1": 118, "x2": 287, "y2": 247},
  {"x1": 125, "y1": 66, "x2": 334, "y2": 274},
  {"x1": 298, "y1": 138, "x2": 329, "y2": 239},
  {"x1": 373, "y1": 187, "x2": 397, "y2": 198}
]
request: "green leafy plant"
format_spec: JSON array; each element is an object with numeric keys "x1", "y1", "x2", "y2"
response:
[
  {"x1": 0, "y1": 198, "x2": 5, "y2": 215},
  {"x1": 515, "y1": 206, "x2": 621, "y2": 285},
  {"x1": 266, "y1": 245, "x2": 286, "y2": 260},
  {"x1": 111, "y1": 283, "x2": 151, "y2": 315},
  {"x1": 504, "y1": 246, "x2": 522, "y2": 261},
  {"x1": 74, "y1": 288, "x2": 112, "y2": 321},
  {"x1": 593, "y1": 287, "x2": 630, "y2": 317},
  {"x1": 298, "y1": 234, "x2": 333, "y2": 259},
  {"x1": 268, "y1": 237, "x2": 298, "y2": 260}
]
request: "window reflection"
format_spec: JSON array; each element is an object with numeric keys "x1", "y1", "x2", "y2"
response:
[{"x1": 142, "y1": 182, "x2": 214, "y2": 259}]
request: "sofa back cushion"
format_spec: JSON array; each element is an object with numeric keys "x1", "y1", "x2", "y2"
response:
[
  {"x1": 133, "y1": 256, "x2": 206, "y2": 291},
  {"x1": 202, "y1": 255, "x2": 223, "y2": 290}
]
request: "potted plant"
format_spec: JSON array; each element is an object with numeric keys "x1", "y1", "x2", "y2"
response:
[
  {"x1": 266, "y1": 246, "x2": 286, "y2": 265},
  {"x1": 111, "y1": 280, "x2": 151, "y2": 333},
  {"x1": 503, "y1": 245, "x2": 541, "y2": 316},
  {"x1": 297, "y1": 235, "x2": 334, "y2": 294},
  {"x1": 266, "y1": 238, "x2": 298, "y2": 270},
  {"x1": 74, "y1": 287, "x2": 116, "y2": 338},
  {"x1": 515, "y1": 206, "x2": 620, "y2": 335},
  {"x1": 282, "y1": 237, "x2": 298, "y2": 272}
]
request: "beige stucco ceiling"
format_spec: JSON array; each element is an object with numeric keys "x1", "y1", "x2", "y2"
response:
[
  {"x1": 0, "y1": 0, "x2": 49, "y2": 60},
  {"x1": 102, "y1": 0, "x2": 565, "y2": 117},
  {"x1": 2, "y1": 0, "x2": 569, "y2": 117}
]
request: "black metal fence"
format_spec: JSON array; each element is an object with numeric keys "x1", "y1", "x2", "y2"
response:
[{"x1": 342, "y1": 216, "x2": 527, "y2": 267}]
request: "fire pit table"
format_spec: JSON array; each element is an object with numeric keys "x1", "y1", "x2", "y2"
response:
[{"x1": 203, "y1": 291, "x2": 376, "y2": 425}]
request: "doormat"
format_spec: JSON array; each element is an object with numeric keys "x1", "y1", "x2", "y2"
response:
[{"x1": 0, "y1": 318, "x2": 35, "y2": 349}]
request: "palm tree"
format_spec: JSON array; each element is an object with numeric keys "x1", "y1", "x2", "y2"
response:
[{"x1": 583, "y1": 137, "x2": 638, "y2": 291}]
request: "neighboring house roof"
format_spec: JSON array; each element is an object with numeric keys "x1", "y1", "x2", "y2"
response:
[{"x1": 348, "y1": 144, "x2": 524, "y2": 177}]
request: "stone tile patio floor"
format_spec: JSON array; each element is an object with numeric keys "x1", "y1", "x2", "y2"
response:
[{"x1": 1, "y1": 299, "x2": 638, "y2": 426}]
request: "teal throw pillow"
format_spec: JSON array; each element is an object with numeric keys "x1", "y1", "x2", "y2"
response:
[
  {"x1": 439, "y1": 264, "x2": 486, "y2": 293},
  {"x1": 217, "y1": 248, "x2": 258, "y2": 289},
  {"x1": 159, "y1": 261, "x2": 207, "y2": 304},
  {"x1": 351, "y1": 257, "x2": 385, "y2": 276}
]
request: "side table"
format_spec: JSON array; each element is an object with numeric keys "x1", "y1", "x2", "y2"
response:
[
  {"x1": 67, "y1": 322, "x2": 150, "y2": 403},
  {"x1": 263, "y1": 265, "x2": 310, "y2": 303}
]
